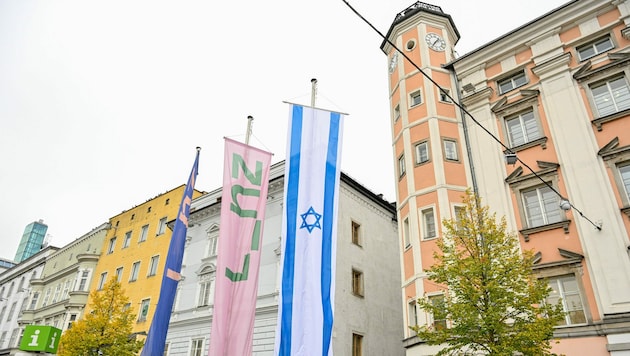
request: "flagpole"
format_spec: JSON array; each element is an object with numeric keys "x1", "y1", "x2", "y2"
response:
[
  {"x1": 310, "y1": 78, "x2": 317, "y2": 107},
  {"x1": 245, "y1": 115, "x2": 253, "y2": 145}
]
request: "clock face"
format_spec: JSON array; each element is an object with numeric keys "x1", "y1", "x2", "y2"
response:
[{"x1": 425, "y1": 33, "x2": 446, "y2": 52}]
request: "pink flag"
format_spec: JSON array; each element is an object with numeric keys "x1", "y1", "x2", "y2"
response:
[{"x1": 209, "y1": 138, "x2": 272, "y2": 356}]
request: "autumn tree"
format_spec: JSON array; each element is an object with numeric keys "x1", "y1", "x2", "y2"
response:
[
  {"x1": 413, "y1": 190, "x2": 565, "y2": 356},
  {"x1": 58, "y1": 279, "x2": 144, "y2": 356}
]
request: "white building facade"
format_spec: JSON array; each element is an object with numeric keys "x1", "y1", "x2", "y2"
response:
[{"x1": 165, "y1": 161, "x2": 404, "y2": 355}]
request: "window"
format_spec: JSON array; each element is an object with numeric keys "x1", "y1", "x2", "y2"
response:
[
  {"x1": 620, "y1": 163, "x2": 630, "y2": 201},
  {"x1": 123, "y1": 231, "x2": 132, "y2": 248},
  {"x1": 138, "y1": 298, "x2": 150, "y2": 322},
  {"x1": 403, "y1": 217, "x2": 410, "y2": 248},
  {"x1": 590, "y1": 76, "x2": 630, "y2": 117},
  {"x1": 67, "y1": 314, "x2": 77, "y2": 330},
  {"x1": 97, "y1": 272, "x2": 107, "y2": 290},
  {"x1": 443, "y1": 139, "x2": 458, "y2": 161},
  {"x1": 422, "y1": 208, "x2": 437, "y2": 239},
  {"x1": 115, "y1": 267, "x2": 124, "y2": 282},
  {"x1": 352, "y1": 269, "x2": 364, "y2": 297},
  {"x1": 62, "y1": 279, "x2": 70, "y2": 300},
  {"x1": 191, "y1": 338, "x2": 204, "y2": 356},
  {"x1": 165, "y1": 198, "x2": 170, "y2": 205},
  {"x1": 20, "y1": 296, "x2": 28, "y2": 312},
  {"x1": 415, "y1": 141, "x2": 429, "y2": 164},
  {"x1": 498, "y1": 70, "x2": 527, "y2": 94},
  {"x1": 0, "y1": 331, "x2": 6, "y2": 348},
  {"x1": 351, "y1": 221, "x2": 361, "y2": 246},
  {"x1": 6, "y1": 302, "x2": 16, "y2": 321},
  {"x1": 0, "y1": 306, "x2": 5, "y2": 322},
  {"x1": 139, "y1": 225, "x2": 149, "y2": 242},
  {"x1": 352, "y1": 333, "x2": 363, "y2": 356},
  {"x1": 522, "y1": 185, "x2": 563, "y2": 228},
  {"x1": 42, "y1": 288, "x2": 51, "y2": 306},
  {"x1": 131, "y1": 214, "x2": 135, "y2": 220},
  {"x1": 394, "y1": 104, "x2": 400, "y2": 121},
  {"x1": 505, "y1": 109, "x2": 541, "y2": 147},
  {"x1": 164, "y1": 342, "x2": 169, "y2": 356},
  {"x1": 52, "y1": 284, "x2": 61, "y2": 303},
  {"x1": 148, "y1": 255, "x2": 160, "y2": 277},
  {"x1": 439, "y1": 88, "x2": 452, "y2": 103},
  {"x1": 29, "y1": 292, "x2": 39, "y2": 310},
  {"x1": 77, "y1": 270, "x2": 89, "y2": 291},
  {"x1": 577, "y1": 36, "x2": 614, "y2": 61},
  {"x1": 408, "y1": 300, "x2": 418, "y2": 327},
  {"x1": 429, "y1": 294, "x2": 447, "y2": 330},
  {"x1": 198, "y1": 267, "x2": 214, "y2": 307},
  {"x1": 157, "y1": 217, "x2": 167, "y2": 236},
  {"x1": 18, "y1": 277, "x2": 24, "y2": 291},
  {"x1": 130, "y1": 262, "x2": 141, "y2": 282},
  {"x1": 410, "y1": 90, "x2": 422, "y2": 107},
  {"x1": 546, "y1": 275, "x2": 586, "y2": 326},
  {"x1": 398, "y1": 154, "x2": 406, "y2": 177},
  {"x1": 8, "y1": 328, "x2": 18, "y2": 348},
  {"x1": 107, "y1": 237, "x2": 117, "y2": 254},
  {"x1": 7, "y1": 282, "x2": 14, "y2": 296},
  {"x1": 206, "y1": 226, "x2": 219, "y2": 257}
]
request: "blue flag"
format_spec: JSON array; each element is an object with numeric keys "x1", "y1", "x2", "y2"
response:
[{"x1": 140, "y1": 148, "x2": 200, "y2": 356}]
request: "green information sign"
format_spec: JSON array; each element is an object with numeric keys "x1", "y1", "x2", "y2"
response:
[{"x1": 19, "y1": 325, "x2": 62, "y2": 353}]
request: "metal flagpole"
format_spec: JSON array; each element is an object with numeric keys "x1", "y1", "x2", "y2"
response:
[
  {"x1": 311, "y1": 78, "x2": 317, "y2": 107},
  {"x1": 245, "y1": 115, "x2": 253, "y2": 145}
]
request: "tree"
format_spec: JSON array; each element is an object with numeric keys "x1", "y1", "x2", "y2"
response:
[
  {"x1": 58, "y1": 279, "x2": 144, "y2": 356},
  {"x1": 413, "y1": 190, "x2": 565, "y2": 356}
]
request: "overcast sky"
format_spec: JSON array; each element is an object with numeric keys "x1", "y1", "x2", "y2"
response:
[{"x1": 0, "y1": 0, "x2": 569, "y2": 261}]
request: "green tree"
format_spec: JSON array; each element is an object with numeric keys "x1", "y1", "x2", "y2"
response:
[
  {"x1": 58, "y1": 279, "x2": 144, "y2": 356},
  {"x1": 413, "y1": 190, "x2": 565, "y2": 355}
]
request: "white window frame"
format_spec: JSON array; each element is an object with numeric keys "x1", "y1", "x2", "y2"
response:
[
  {"x1": 351, "y1": 221, "x2": 362, "y2": 246},
  {"x1": 352, "y1": 333, "x2": 363, "y2": 356},
  {"x1": 619, "y1": 162, "x2": 630, "y2": 202},
  {"x1": 77, "y1": 270, "x2": 89, "y2": 291},
  {"x1": 398, "y1": 154, "x2": 406, "y2": 178},
  {"x1": 546, "y1": 275, "x2": 587, "y2": 326},
  {"x1": 521, "y1": 184, "x2": 563, "y2": 228},
  {"x1": 148, "y1": 255, "x2": 160, "y2": 277},
  {"x1": 197, "y1": 266, "x2": 214, "y2": 307},
  {"x1": 107, "y1": 237, "x2": 116, "y2": 254},
  {"x1": 428, "y1": 293, "x2": 447, "y2": 330},
  {"x1": 130, "y1": 261, "x2": 141, "y2": 282},
  {"x1": 421, "y1": 208, "x2": 437, "y2": 240},
  {"x1": 394, "y1": 104, "x2": 400, "y2": 122},
  {"x1": 97, "y1": 272, "x2": 107, "y2": 290},
  {"x1": 190, "y1": 338, "x2": 204, "y2": 356},
  {"x1": 589, "y1": 75, "x2": 630, "y2": 117},
  {"x1": 157, "y1": 217, "x2": 167, "y2": 236},
  {"x1": 123, "y1": 231, "x2": 132, "y2": 248},
  {"x1": 138, "y1": 298, "x2": 150, "y2": 322},
  {"x1": 410, "y1": 90, "x2": 422, "y2": 107},
  {"x1": 498, "y1": 70, "x2": 527, "y2": 94},
  {"x1": 139, "y1": 224, "x2": 149, "y2": 242},
  {"x1": 403, "y1": 217, "x2": 411, "y2": 249},
  {"x1": 576, "y1": 36, "x2": 614, "y2": 61},
  {"x1": 505, "y1": 109, "x2": 542, "y2": 147},
  {"x1": 443, "y1": 138, "x2": 459, "y2": 161},
  {"x1": 115, "y1": 267, "x2": 124, "y2": 282},
  {"x1": 415, "y1": 141, "x2": 429, "y2": 165}
]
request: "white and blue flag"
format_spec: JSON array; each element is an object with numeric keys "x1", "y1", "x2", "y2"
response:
[{"x1": 275, "y1": 104, "x2": 344, "y2": 356}]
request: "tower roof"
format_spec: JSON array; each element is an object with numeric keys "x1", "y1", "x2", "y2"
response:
[{"x1": 380, "y1": 1, "x2": 460, "y2": 53}]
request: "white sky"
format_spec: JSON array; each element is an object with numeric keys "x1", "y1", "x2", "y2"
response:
[{"x1": 0, "y1": 0, "x2": 570, "y2": 260}]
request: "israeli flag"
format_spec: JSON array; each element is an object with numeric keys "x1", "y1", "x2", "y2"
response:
[{"x1": 275, "y1": 104, "x2": 344, "y2": 356}]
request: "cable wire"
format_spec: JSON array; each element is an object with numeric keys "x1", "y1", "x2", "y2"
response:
[{"x1": 342, "y1": 0, "x2": 602, "y2": 230}]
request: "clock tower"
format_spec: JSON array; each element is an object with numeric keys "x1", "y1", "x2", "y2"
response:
[{"x1": 380, "y1": 1, "x2": 466, "y2": 347}]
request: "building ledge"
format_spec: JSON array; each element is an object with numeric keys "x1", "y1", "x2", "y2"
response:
[{"x1": 520, "y1": 220, "x2": 571, "y2": 242}]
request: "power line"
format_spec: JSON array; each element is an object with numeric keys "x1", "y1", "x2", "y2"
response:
[{"x1": 341, "y1": 0, "x2": 602, "y2": 231}]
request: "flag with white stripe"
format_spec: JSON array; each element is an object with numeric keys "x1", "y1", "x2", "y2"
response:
[{"x1": 275, "y1": 104, "x2": 344, "y2": 356}]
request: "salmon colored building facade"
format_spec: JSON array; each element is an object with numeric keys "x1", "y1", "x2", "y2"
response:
[
  {"x1": 85, "y1": 185, "x2": 203, "y2": 338},
  {"x1": 382, "y1": 1, "x2": 630, "y2": 354}
]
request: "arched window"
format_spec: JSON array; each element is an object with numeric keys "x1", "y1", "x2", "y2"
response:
[{"x1": 197, "y1": 265, "x2": 215, "y2": 307}]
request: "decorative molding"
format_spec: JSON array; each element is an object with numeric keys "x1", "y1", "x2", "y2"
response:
[
  {"x1": 573, "y1": 52, "x2": 630, "y2": 81},
  {"x1": 622, "y1": 26, "x2": 630, "y2": 41},
  {"x1": 520, "y1": 220, "x2": 571, "y2": 242},
  {"x1": 505, "y1": 161, "x2": 560, "y2": 185},
  {"x1": 591, "y1": 108, "x2": 630, "y2": 131},
  {"x1": 503, "y1": 136, "x2": 548, "y2": 152},
  {"x1": 531, "y1": 52, "x2": 572, "y2": 78},
  {"x1": 491, "y1": 89, "x2": 540, "y2": 114},
  {"x1": 460, "y1": 86, "x2": 493, "y2": 107},
  {"x1": 622, "y1": 206, "x2": 630, "y2": 218}
]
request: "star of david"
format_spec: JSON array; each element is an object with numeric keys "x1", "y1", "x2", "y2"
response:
[{"x1": 300, "y1": 206, "x2": 322, "y2": 233}]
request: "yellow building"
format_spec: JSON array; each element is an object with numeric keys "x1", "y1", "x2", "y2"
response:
[{"x1": 86, "y1": 185, "x2": 204, "y2": 337}]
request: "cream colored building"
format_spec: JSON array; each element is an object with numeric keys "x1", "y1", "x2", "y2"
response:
[{"x1": 383, "y1": 0, "x2": 630, "y2": 354}]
